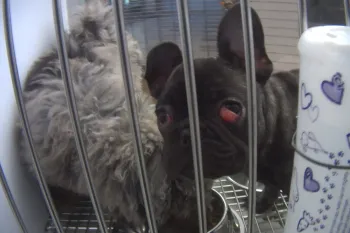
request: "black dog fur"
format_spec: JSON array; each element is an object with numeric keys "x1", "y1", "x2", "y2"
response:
[{"x1": 144, "y1": 4, "x2": 300, "y2": 213}]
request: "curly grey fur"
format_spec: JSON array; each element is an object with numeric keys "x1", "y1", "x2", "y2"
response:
[{"x1": 16, "y1": 1, "x2": 213, "y2": 230}]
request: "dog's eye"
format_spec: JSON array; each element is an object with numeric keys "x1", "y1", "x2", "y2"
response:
[
  {"x1": 219, "y1": 100, "x2": 242, "y2": 123},
  {"x1": 157, "y1": 111, "x2": 172, "y2": 127}
]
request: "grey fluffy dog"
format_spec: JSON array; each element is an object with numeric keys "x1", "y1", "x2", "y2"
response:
[{"x1": 16, "y1": 1, "x2": 213, "y2": 231}]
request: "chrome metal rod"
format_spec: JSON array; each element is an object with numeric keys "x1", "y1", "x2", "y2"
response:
[
  {"x1": 0, "y1": 163, "x2": 28, "y2": 233},
  {"x1": 2, "y1": 1, "x2": 63, "y2": 232},
  {"x1": 52, "y1": 1, "x2": 108, "y2": 232},
  {"x1": 111, "y1": 1, "x2": 158, "y2": 233},
  {"x1": 176, "y1": 1, "x2": 207, "y2": 233},
  {"x1": 239, "y1": 1, "x2": 258, "y2": 233},
  {"x1": 298, "y1": 0, "x2": 308, "y2": 35},
  {"x1": 344, "y1": 0, "x2": 350, "y2": 26}
]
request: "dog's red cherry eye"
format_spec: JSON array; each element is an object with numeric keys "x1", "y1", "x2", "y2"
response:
[
  {"x1": 158, "y1": 112, "x2": 172, "y2": 127},
  {"x1": 220, "y1": 107, "x2": 239, "y2": 123},
  {"x1": 219, "y1": 101, "x2": 241, "y2": 123}
]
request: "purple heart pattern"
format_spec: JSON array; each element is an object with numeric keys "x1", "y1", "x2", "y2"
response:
[
  {"x1": 321, "y1": 72, "x2": 345, "y2": 105},
  {"x1": 296, "y1": 172, "x2": 338, "y2": 232},
  {"x1": 295, "y1": 73, "x2": 349, "y2": 231},
  {"x1": 301, "y1": 83, "x2": 313, "y2": 110},
  {"x1": 300, "y1": 83, "x2": 320, "y2": 123},
  {"x1": 304, "y1": 167, "x2": 320, "y2": 193}
]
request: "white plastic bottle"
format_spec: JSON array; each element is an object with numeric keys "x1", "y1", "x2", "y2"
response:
[{"x1": 284, "y1": 25, "x2": 350, "y2": 233}]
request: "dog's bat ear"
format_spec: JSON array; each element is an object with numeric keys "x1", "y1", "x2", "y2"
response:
[
  {"x1": 144, "y1": 42, "x2": 183, "y2": 99},
  {"x1": 217, "y1": 3, "x2": 273, "y2": 84}
]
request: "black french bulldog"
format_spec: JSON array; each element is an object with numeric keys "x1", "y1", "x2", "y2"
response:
[{"x1": 144, "y1": 4, "x2": 299, "y2": 214}]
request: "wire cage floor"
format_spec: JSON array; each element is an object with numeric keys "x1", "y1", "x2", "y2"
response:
[{"x1": 45, "y1": 177, "x2": 289, "y2": 233}]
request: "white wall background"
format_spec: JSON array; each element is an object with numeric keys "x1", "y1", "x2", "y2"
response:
[{"x1": 0, "y1": 0, "x2": 70, "y2": 232}]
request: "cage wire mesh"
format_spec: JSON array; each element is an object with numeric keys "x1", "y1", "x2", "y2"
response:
[{"x1": 1, "y1": 0, "x2": 350, "y2": 233}]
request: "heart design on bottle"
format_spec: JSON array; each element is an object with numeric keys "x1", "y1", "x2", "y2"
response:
[
  {"x1": 301, "y1": 83, "x2": 313, "y2": 110},
  {"x1": 303, "y1": 167, "x2": 320, "y2": 193},
  {"x1": 321, "y1": 72, "x2": 344, "y2": 105}
]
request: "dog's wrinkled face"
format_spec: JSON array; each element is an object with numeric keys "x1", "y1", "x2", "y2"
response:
[
  {"x1": 144, "y1": 4, "x2": 273, "y2": 180},
  {"x1": 155, "y1": 59, "x2": 249, "y2": 180}
]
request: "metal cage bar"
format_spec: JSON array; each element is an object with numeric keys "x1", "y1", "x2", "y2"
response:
[
  {"x1": 238, "y1": 1, "x2": 258, "y2": 233},
  {"x1": 51, "y1": 0, "x2": 108, "y2": 232},
  {"x1": 111, "y1": 1, "x2": 158, "y2": 233},
  {"x1": 176, "y1": 1, "x2": 208, "y2": 233},
  {"x1": 345, "y1": 0, "x2": 350, "y2": 26},
  {"x1": 2, "y1": 1, "x2": 64, "y2": 232},
  {"x1": 202, "y1": 0, "x2": 210, "y2": 57},
  {"x1": 0, "y1": 163, "x2": 28, "y2": 233},
  {"x1": 298, "y1": 0, "x2": 308, "y2": 35}
]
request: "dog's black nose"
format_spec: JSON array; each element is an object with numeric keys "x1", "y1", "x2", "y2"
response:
[{"x1": 181, "y1": 129, "x2": 191, "y2": 147}]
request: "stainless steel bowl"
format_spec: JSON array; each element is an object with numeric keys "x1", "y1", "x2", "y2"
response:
[
  {"x1": 209, "y1": 189, "x2": 245, "y2": 233},
  {"x1": 139, "y1": 189, "x2": 244, "y2": 233},
  {"x1": 227, "y1": 173, "x2": 265, "y2": 192}
]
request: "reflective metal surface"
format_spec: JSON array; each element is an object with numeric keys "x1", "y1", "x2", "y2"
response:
[
  {"x1": 345, "y1": 0, "x2": 350, "y2": 25},
  {"x1": 227, "y1": 174, "x2": 265, "y2": 193},
  {"x1": 238, "y1": 1, "x2": 258, "y2": 232},
  {"x1": 298, "y1": 0, "x2": 308, "y2": 35}
]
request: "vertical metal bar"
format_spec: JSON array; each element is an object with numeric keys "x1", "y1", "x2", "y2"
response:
[
  {"x1": 171, "y1": 1, "x2": 179, "y2": 46},
  {"x1": 243, "y1": 189, "x2": 260, "y2": 233},
  {"x1": 344, "y1": 0, "x2": 350, "y2": 26},
  {"x1": 202, "y1": 0, "x2": 210, "y2": 57},
  {"x1": 172, "y1": 0, "x2": 177, "y2": 44},
  {"x1": 298, "y1": 0, "x2": 308, "y2": 35},
  {"x1": 156, "y1": 13, "x2": 163, "y2": 42},
  {"x1": 0, "y1": 163, "x2": 28, "y2": 233},
  {"x1": 176, "y1": 1, "x2": 207, "y2": 233},
  {"x1": 2, "y1": 1, "x2": 64, "y2": 232},
  {"x1": 239, "y1": 1, "x2": 258, "y2": 233},
  {"x1": 51, "y1": 1, "x2": 108, "y2": 232},
  {"x1": 143, "y1": 20, "x2": 149, "y2": 52},
  {"x1": 111, "y1": 2, "x2": 158, "y2": 233}
]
